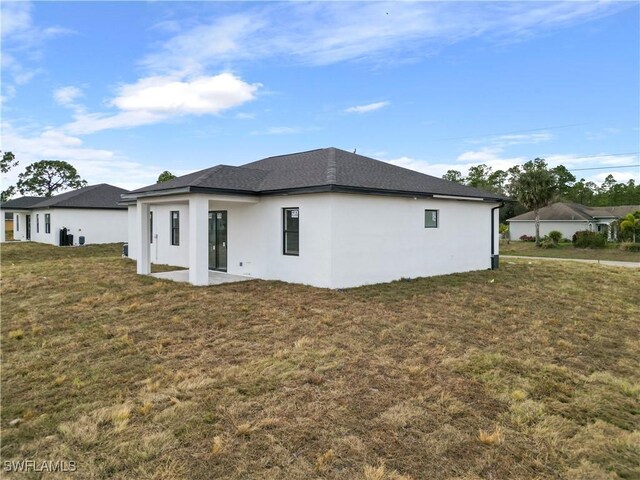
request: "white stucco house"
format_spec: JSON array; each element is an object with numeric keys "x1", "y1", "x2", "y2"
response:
[
  {"x1": 1, "y1": 184, "x2": 129, "y2": 245},
  {"x1": 507, "y1": 202, "x2": 640, "y2": 241},
  {"x1": 123, "y1": 148, "x2": 505, "y2": 288}
]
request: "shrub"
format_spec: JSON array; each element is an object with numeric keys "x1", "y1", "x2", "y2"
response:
[
  {"x1": 618, "y1": 242, "x2": 640, "y2": 252},
  {"x1": 519, "y1": 235, "x2": 535, "y2": 242},
  {"x1": 548, "y1": 230, "x2": 563, "y2": 244},
  {"x1": 540, "y1": 237, "x2": 557, "y2": 249},
  {"x1": 572, "y1": 230, "x2": 606, "y2": 249}
]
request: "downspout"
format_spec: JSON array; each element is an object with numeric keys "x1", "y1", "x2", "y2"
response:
[{"x1": 490, "y1": 201, "x2": 504, "y2": 269}]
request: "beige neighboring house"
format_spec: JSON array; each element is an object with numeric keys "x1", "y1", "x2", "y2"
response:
[{"x1": 507, "y1": 202, "x2": 640, "y2": 241}]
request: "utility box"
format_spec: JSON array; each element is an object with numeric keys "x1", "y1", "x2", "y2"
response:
[
  {"x1": 79, "y1": 236, "x2": 85, "y2": 246},
  {"x1": 491, "y1": 254, "x2": 500, "y2": 270}
]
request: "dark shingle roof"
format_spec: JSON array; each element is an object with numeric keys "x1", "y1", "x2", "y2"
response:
[
  {"x1": 1, "y1": 196, "x2": 47, "y2": 210},
  {"x1": 127, "y1": 147, "x2": 506, "y2": 201},
  {"x1": 1, "y1": 184, "x2": 129, "y2": 210},
  {"x1": 507, "y1": 202, "x2": 640, "y2": 221}
]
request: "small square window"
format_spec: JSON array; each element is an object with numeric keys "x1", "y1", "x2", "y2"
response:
[{"x1": 425, "y1": 209, "x2": 438, "y2": 228}]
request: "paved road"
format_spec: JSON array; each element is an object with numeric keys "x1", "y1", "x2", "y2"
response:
[{"x1": 502, "y1": 255, "x2": 640, "y2": 269}]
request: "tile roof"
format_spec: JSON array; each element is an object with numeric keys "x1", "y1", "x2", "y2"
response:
[
  {"x1": 507, "y1": 202, "x2": 640, "y2": 221},
  {"x1": 127, "y1": 147, "x2": 506, "y2": 201},
  {"x1": 1, "y1": 184, "x2": 129, "y2": 210}
]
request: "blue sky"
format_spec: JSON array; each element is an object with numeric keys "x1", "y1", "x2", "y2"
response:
[{"x1": 1, "y1": 1, "x2": 639, "y2": 191}]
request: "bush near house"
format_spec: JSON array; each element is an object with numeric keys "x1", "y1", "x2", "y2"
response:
[
  {"x1": 572, "y1": 230, "x2": 607, "y2": 249},
  {"x1": 618, "y1": 242, "x2": 640, "y2": 252},
  {"x1": 547, "y1": 230, "x2": 563, "y2": 245},
  {"x1": 539, "y1": 236, "x2": 557, "y2": 249}
]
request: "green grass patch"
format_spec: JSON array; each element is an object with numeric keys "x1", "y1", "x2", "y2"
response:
[{"x1": 501, "y1": 240, "x2": 640, "y2": 262}]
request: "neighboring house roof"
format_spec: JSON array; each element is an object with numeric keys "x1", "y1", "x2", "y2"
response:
[
  {"x1": 0, "y1": 196, "x2": 47, "y2": 210},
  {"x1": 507, "y1": 202, "x2": 640, "y2": 222},
  {"x1": 1, "y1": 184, "x2": 129, "y2": 210},
  {"x1": 125, "y1": 147, "x2": 507, "y2": 201}
]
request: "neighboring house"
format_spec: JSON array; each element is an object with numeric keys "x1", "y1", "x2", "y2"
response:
[
  {"x1": 1, "y1": 184, "x2": 129, "y2": 245},
  {"x1": 507, "y1": 202, "x2": 640, "y2": 241},
  {"x1": 123, "y1": 147, "x2": 506, "y2": 288}
]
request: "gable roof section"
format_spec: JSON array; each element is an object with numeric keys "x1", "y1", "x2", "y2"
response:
[
  {"x1": 507, "y1": 202, "x2": 640, "y2": 221},
  {"x1": 127, "y1": 147, "x2": 506, "y2": 201},
  {"x1": 0, "y1": 196, "x2": 47, "y2": 210},
  {"x1": 1, "y1": 184, "x2": 129, "y2": 210}
]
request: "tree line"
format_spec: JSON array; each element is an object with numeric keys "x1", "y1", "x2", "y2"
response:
[
  {"x1": 443, "y1": 159, "x2": 640, "y2": 225},
  {"x1": 1, "y1": 151, "x2": 177, "y2": 202}
]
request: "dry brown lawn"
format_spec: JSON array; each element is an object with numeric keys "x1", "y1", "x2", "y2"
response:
[{"x1": 1, "y1": 242, "x2": 639, "y2": 479}]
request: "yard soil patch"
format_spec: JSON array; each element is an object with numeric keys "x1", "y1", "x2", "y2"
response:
[{"x1": 2, "y1": 242, "x2": 639, "y2": 479}]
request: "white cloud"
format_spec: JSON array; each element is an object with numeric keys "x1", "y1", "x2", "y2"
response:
[
  {"x1": 54, "y1": 86, "x2": 83, "y2": 107},
  {"x1": 591, "y1": 171, "x2": 638, "y2": 183},
  {"x1": 140, "y1": 2, "x2": 627, "y2": 72},
  {"x1": 344, "y1": 101, "x2": 390, "y2": 114},
  {"x1": 112, "y1": 73, "x2": 259, "y2": 115},
  {"x1": 1, "y1": 123, "x2": 166, "y2": 191},
  {"x1": 63, "y1": 73, "x2": 260, "y2": 134},
  {"x1": 1, "y1": 2, "x2": 72, "y2": 95},
  {"x1": 250, "y1": 126, "x2": 320, "y2": 136}
]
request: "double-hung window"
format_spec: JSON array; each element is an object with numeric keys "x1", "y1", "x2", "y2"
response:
[
  {"x1": 425, "y1": 209, "x2": 439, "y2": 228},
  {"x1": 45, "y1": 214, "x2": 51, "y2": 234},
  {"x1": 170, "y1": 211, "x2": 180, "y2": 245},
  {"x1": 283, "y1": 208, "x2": 299, "y2": 255}
]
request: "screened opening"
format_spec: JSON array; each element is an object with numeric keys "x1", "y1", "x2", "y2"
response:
[
  {"x1": 150, "y1": 211, "x2": 153, "y2": 243},
  {"x1": 283, "y1": 208, "x2": 299, "y2": 255},
  {"x1": 36, "y1": 214, "x2": 40, "y2": 233},
  {"x1": 45, "y1": 214, "x2": 51, "y2": 234}
]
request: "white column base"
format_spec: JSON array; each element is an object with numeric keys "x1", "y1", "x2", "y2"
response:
[
  {"x1": 137, "y1": 202, "x2": 151, "y2": 275},
  {"x1": 189, "y1": 196, "x2": 209, "y2": 286}
]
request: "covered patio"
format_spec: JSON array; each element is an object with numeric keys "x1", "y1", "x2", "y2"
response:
[
  {"x1": 150, "y1": 269, "x2": 253, "y2": 285},
  {"x1": 133, "y1": 193, "x2": 259, "y2": 286}
]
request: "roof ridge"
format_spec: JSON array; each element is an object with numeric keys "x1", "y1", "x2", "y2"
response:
[
  {"x1": 241, "y1": 147, "x2": 330, "y2": 169},
  {"x1": 326, "y1": 147, "x2": 337, "y2": 184},
  {"x1": 31, "y1": 184, "x2": 99, "y2": 207},
  {"x1": 191, "y1": 165, "x2": 225, "y2": 185}
]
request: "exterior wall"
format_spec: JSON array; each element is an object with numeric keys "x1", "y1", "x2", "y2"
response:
[
  {"x1": 128, "y1": 203, "x2": 190, "y2": 267},
  {"x1": 13, "y1": 208, "x2": 127, "y2": 245},
  {"x1": 329, "y1": 194, "x2": 497, "y2": 288},
  {"x1": 129, "y1": 193, "x2": 499, "y2": 289},
  {"x1": 13, "y1": 212, "x2": 26, "y2": 241},
  {"x1": 508, "y1": 220, "x2": 592, "y2": 241}
]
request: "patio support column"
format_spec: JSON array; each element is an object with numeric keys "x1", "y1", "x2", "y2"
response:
[
  {"x1": 189, "y1": 196, "x2": 209, "y2": 286},
  {"x1": 0, "y1": 213, "x2": 6, "y2": 243},
  {"x1": 137, "y1": 202, "x2": 151, "y2": 275}
]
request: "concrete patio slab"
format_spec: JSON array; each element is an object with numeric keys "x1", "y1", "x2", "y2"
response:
[{"x1": 150, "y1": 269, "x2": 253, "y2": 285}]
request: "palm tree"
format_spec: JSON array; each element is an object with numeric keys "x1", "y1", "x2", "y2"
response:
[
  {"x1": 509, "y1": 158, "x2": 557, "y2": 247},
  {"x1": 620, "y1": 212, "x2": 640, "y2": 243}
]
